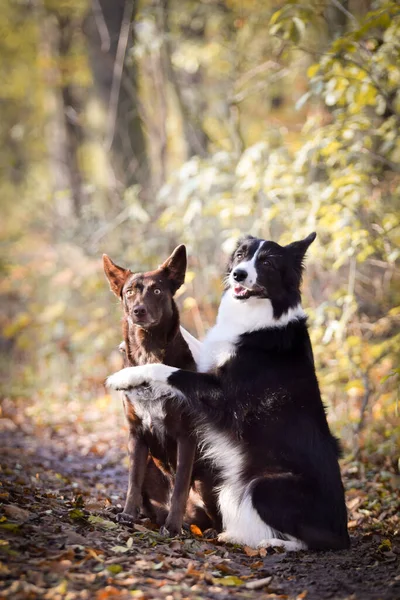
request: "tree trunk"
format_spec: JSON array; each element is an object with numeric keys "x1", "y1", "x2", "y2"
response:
[
  {"x1": 158, "y1": 0, "x2": 209, "y2": 159},
  {"x1": 85, "y1": 0, "x2": 150, "y2": 192},
  {"x1": 57, "y1": 15, "x2": 87, "y2": 219}
]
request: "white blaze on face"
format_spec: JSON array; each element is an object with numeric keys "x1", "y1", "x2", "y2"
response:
[{"x1": 229, "y1": 240, "x2": 265, "y2": 289}]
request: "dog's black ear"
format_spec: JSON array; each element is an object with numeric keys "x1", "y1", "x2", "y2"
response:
[
  {"x1": 160, "y1": 245, "x2": 187, "y2": 294},
  {"x1": 226, "y1": 235, "x2": 255, "y2": 274},
  {"x1": 103, "y1": 254, "x2": 131, "y2": 297},
  {"x1": 286, "y1": 232, "x2": 316, "y2": 264}
]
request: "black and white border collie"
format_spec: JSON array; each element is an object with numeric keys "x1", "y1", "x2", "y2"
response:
[{"x1": 107, "y1": 233, "x2": 350, "y2": 551}]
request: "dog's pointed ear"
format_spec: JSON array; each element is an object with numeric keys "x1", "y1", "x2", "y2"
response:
[
  {"x1": 103, "y1": 254, "x2": 131, "y2": 297},
  {"x1": 286, "y1": 232, "x2": 316, "y2": 263},
  {"x1": 160, "y1": 245, "x2": 187, "y2": 294}
]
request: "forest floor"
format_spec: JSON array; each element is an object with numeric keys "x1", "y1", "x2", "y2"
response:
[{"x1": 0, "y1": 395, "x2": 399, "y2": 600}]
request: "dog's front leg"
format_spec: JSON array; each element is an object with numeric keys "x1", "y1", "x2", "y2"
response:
[
  {"x1": 107, "y1": 366, "x2": 224, "y2": 414},
  {"x1": 161, "y1": 436, "x2": 196, "y2": 537},
  {"x1": 117, "y1": 428, "x2": 148, "y2": 525}
]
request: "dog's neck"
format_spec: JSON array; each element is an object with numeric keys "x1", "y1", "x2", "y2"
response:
[
  {"x1": 123, "y1": 304, "x2": 180, "y2": 366},
  {"x1": 216, "y1": 291, "x2": 306, "y2": 334}
]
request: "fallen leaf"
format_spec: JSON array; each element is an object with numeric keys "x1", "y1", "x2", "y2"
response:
[
  {"x1": 243, "y1": 545, "x2": 259, "y2": 557},
  {"x1": 133, "y1": 523, "x2": 151, "y2": 533},
  {"x1": 107, "y1": 564, "x2": 123, "y2": 574},
  {"x1": 378, "y1": 538, "x2": 392, "y2": 552},
  {"x1": 0, "y1": 523, "x2": 20, "y2": 533},
  {"x1": 212, "y1": 576, "x2": 244, "y2": 587},
  {"x1": 348, "y1": 520, "x2": 358, "y2": 528},
  {"x1": 96, "y1": 586, "x2": 125, "y2": 599},
  {"x1": 3, "y1": 505, "x2": 31, "y2": 522},
  {"x1": 111, "y1": 545, "x2": 130, "y2": 554},
  {"x1": 250, "y1": 560, "x2": 263, "y2": 569},
  {"x1": 88, "y1": 515, "x2": 117, "y2": 530},
  {"x1": 245, "y1": 576, "x2": 272, "y2": 590},
  {"x1": 215, "y1": 562, "x2": 235, "y2": 575},
  {"x1": 190, "y1": 524, "x2": 203, "y2": 537},
  {"x1": 69, "y1": 508, "x2": 85, "y2": 520}
]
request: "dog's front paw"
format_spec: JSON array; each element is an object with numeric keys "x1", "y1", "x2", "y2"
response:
[
  {"x1": 106, "y1": 367, "x2": 147, "y2": 391},
  {"x1": 159, "y1": 523, "x2": 182, "y2": 538},
  {"x1": 116, "y1": 510, "x2": 140, "y2": 526}
]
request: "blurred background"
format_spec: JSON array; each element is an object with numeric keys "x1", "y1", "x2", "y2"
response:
[{"x1": 0, "y1": 0, "x2": 399, "y2": 459}]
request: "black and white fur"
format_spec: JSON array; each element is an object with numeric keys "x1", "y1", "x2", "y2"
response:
[{"x1": 107, "y1": 233, "x2": 350, "y2": 551}]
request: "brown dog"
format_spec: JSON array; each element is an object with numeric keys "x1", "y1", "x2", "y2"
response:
[{"x1": 103, "y1": 245, "x2": 219, "y2": 535}]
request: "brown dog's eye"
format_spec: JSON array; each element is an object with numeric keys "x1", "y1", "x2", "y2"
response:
[
  {"x1": 154, "y1": 288, "x2": 161, "y2": 295},
  {"x1": 126, "y1": 290, "x2": 134, "y2": 297}
]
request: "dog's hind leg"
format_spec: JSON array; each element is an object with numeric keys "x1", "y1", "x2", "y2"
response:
[
  {"x1": 161, "y1": 436, "x2": 196, "y2": 537},
  {"x1": 252, "y1": 475, "x2": 349, "y2": 551}
]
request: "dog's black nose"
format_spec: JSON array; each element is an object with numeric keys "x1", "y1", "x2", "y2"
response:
[
  {"x1": 133, "y1": 305, "x2": 147, "y2": 317},
  {"x1": 233, "y1": 269, "x2": 247, "y2": 282}
]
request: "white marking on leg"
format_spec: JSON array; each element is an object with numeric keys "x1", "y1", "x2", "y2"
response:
[
  {"x1": 199, "y1": 427, "x2": 305, "y2": 549},
  {"x1": 257, "y1": 538, "x2": 306, "y2": 552}
]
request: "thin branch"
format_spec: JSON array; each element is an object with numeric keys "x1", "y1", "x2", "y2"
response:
[
  {"x1": 329, "y1": 0, "x2": 358, "y2": 24},
  {"x1": 105, "y1": 0, "x2": 135, "y2": 152},
  {"x1": 92, "y1": 0, "x2": 110, "y2": 52},
  {"x1": 234, "y1": 60, "x2": 282, "y2": 90}
]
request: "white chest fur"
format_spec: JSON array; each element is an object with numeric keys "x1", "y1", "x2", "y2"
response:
[
  {"x1": 125, "y1": 388, "x2": 166, "y2": 435},
  {"x1": 198, "y1": 292, "x2": 306, "y2": 373}
]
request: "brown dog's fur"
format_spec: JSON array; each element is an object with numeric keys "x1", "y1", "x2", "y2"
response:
[{"x1": 103, "y1": 246, "x2": 219, "y2": 535}]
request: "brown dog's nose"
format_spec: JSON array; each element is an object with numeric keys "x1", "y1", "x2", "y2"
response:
[{"x1": 133, "y1": 305, "x2": 147, "y2": 317}]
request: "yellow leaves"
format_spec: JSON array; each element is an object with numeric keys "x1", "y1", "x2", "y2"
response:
[
  {"x1": 212, "y1": 575, "x2": 244, "y2": 587},
  {"x1": 320, "y1": 141, "x2": 341, "y2": 157},
  {"x1": 3, "y1": 312, "x2": 31, "y2": 337},
  {"x1": 307, "y1": 64, "x2": 320, "y2": 79},
  {"x1": 346, "y1": 380, "x2": 365, "y2": 397},
  {"x1": 87, "y1": 515, "x2": 118, "y2": 530},
  {"x1": 39, "y1": 301, "x2": 66, "y2": 323}
]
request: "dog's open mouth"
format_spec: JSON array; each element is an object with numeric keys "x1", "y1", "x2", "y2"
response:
[{"x1": 233, "y1": 285, "x2": 254, "y2": 300}]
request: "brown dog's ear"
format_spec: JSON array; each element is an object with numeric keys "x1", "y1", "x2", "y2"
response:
[
  {"x1": 160, "y1": 245, "x2": 187, "y2": 294},
  {"x1": 103, "y1": 254, "x2": 131, "y2": 297}
]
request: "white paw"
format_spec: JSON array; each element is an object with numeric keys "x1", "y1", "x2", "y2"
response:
[
  {"x1": 217, "y1": 531, "x2": 237, "y2": 544},
  {"x1": 106, "y1": 366, "x2": 147, "y2": 390},
  {"x1": 257, "y1": 538, "x2": 306, "y2": 552},
  {"x1": 106, "y1": 364, "x2": 178, "y2": 391}
]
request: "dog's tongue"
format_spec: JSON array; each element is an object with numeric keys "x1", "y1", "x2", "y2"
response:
[{"x1": 234, "y1": 285, "x2": 247, "y2": 296}]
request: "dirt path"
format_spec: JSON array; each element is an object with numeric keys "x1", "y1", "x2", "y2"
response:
[{"x1": 0, "y1": 408, "x2": 399, "y2": 600}]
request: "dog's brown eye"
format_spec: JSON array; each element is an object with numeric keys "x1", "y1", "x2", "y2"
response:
[
  {"x1": 263, "y1": 259, "x2": 271, "y2": 267},
  {"x1": 154, "y1": 288, "x2": 161, "y2": 295},
  {"x1": 236, "y1": 252, "x2": 243, "y2": 260}
]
